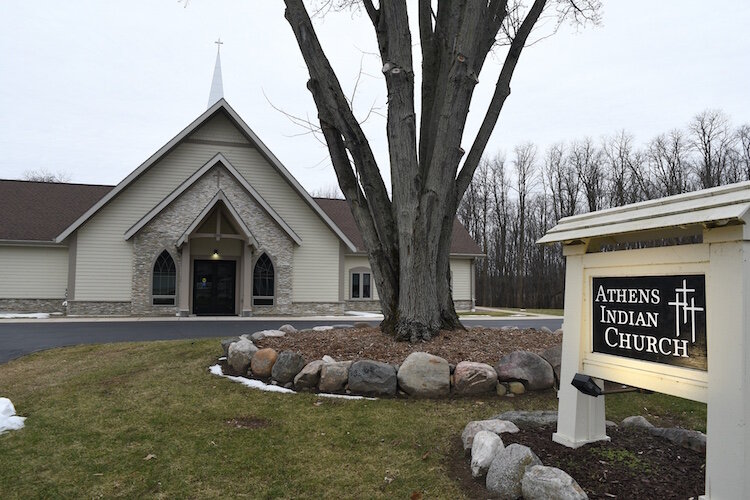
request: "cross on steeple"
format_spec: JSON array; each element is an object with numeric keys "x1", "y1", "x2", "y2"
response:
[{"x1": 215, "y1": 38, "x2": 223, "y2": 50}]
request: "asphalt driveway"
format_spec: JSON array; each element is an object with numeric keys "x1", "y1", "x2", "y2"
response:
[{"x1": 0, "y1": 316, "x2": 563, "y2": 364}]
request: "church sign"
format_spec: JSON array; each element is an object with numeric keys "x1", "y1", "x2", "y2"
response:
[{"x1": 592, "y1": 275, "x2": 707, "y2": 371}]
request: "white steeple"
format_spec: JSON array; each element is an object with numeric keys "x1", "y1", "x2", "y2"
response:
[{"x1": 208, "y1": 38, "x2": 224, "y2": 108}]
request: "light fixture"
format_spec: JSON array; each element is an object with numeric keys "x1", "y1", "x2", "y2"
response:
[
  {"x1": 571, "y1": 373, "x2": 603, "y2": 397},
  {"x1": 212, "y1": 249, "x2": 219, "y2": 258}
]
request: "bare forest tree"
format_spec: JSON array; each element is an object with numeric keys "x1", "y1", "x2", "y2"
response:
[
  {"x1": 283, "y1": 0, "x2": 601, "y2": 341},
  {"x1": 22, "y1": 169, "x2": 71, "y2": 183},
  {"x1": 459, "y1": 110, "x2": 750, "y2": 308}
]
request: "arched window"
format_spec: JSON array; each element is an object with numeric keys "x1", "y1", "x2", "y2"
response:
[
  {"x1": 253, "y1": 253, "x2": 274, "y2": 306},
  {"x1": 153, "y1": 250, "x2": 176, "y2": 305}
]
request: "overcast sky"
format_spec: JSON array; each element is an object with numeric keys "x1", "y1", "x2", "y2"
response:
[{"x1": 1, "y1": 1, "x2": 749, "y2": 194}]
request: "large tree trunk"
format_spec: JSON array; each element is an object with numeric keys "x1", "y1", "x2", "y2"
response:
[{"x1": 283, "y1": 0, "x2": 551, "y2": 341}]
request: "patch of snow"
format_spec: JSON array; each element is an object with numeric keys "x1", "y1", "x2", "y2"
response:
[
  {"x1": 317, "y1": 393, "x2": 376, "y2": 401},
  {"x1": 0, "y1": 397, "x2": 26, "y2": 433},
  {"x1": 344, "y1": 310, "x2": 381, "y2": 317},
  {"x1": 312, "y1": 325, "x2": 334, "y2": 331},
  {"x1": 218, "y1": 356, "x2": 227, "y2": 361},
  {"x1": 208, "y1": 365, "x2": 376, "y2": 400},
  {"x1": 209, "y1": 365, "x2": 295, "y2": 393},
  {"x1": 0, "y1": 312, "x2": 50, "y2": 319}
]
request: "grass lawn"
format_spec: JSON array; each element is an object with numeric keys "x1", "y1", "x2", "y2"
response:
[{"x1": 0, "y1": 339, "x2": 705, "y2": 498}]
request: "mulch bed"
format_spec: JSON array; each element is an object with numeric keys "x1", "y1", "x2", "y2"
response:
[
  {"x1": 447, "y1": 424, "x2": 705, "y2": 499},
  {"x1": 254, "y1": 326, "x2": 562, "y2": 365}
]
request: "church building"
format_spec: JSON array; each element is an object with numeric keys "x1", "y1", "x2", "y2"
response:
[{"x1": 0, "y1": 49, "x2": 481, "y2": 317}]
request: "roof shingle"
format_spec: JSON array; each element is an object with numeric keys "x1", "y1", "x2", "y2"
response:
[{"x1": 0, "y1": 180, "x2": 112, "y2": 241}]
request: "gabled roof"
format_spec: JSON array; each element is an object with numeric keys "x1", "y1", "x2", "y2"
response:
[
  {"x1": 539, "y1": 181, "x2": 750, "y2": 245},
  {"x1": 54, "y1": 99, "x2": 357, "y2": 251},
  {"x1": 0, "y1": 179, "x2": 112, "y2": 242},
  {"x1": 314, "y1": 197, "x2": 484, "y2": 256},
  {"x1": 123, "y1": 153, "x2": 300, "y2": 245},
  {"x1": 176, "y1": 190, "x2": 259, "y2": 248}
]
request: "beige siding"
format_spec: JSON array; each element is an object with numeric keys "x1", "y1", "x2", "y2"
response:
[
  {"x1": 0, "y1": 246, "x2": 68, "y2": 298},
  {"x1": 344, "y1": 255, "x2": 379, "y2": 300},
  {"x1": 189, "y1": 113, "x2": 250, "y2": 144},
  {"x1": 74, "y1": 113, "x2": 341, "y2": 302},
  {"x1": 450, "y1": 258, "x2": 473, "y2": 300}
]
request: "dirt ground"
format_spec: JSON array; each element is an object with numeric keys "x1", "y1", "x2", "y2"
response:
[
  {"x1": 254, "y1": 325, "x2": 562, "y2": 366},
  {"x1": 447, "y1": 423, "x2": 705, "y2": 499}
]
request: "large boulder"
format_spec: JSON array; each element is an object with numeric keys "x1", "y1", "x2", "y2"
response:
[
  {"x1": 319, "y1": 361, "x2": 352, "y2": 393},
  {"x1": 621, "y1": 415, "x2": 655, "y2": 430},
  {"x1": 221, "y1": 336, "x2": 241, "y2": 357},
  {"x1": 271, "y1": 351, "x2": 307, "y2": 384},
  {"x1": 522, "y1": 465, "x2": 588, "y2": 500},
  {"x1": 251, "y1": 348, "x2": 278, "y2": 378},
  {"x1": 453, "y1": 361, "x2": 498, "y2": 395},
  {"x1": 494, "y1": 350, "x2": 555, "y2": 391},
  {"x1": 279, "y1": 324, "x2": 297, "y2": 334},
  {"x1": 649, "y1": 427, "x2": 706, "y2": 453},
  {"x1": 294, "y1": 360, "x2": 324, "y2": 390},
  {"x1": 461, "y1": 419, "x2": 520, "y2": 450},
  {"x1": 471, "y1": 430, "x2": 504, "y2": 478},
  {"x1": 227, "y1": 339, "x2": 258, "y2": 375},
  {"x1": 540, "y1": 344, "x2": 562, "y2": 389},
  {"x1": 486, "y1": 443, "x2": 542, "y2": 499},
  {"x1": 348, "y1": 360, "x2": 397, "y2": 396},
  {"x1": 250, "y1": 329, "x2": 286, "y2": 342},
  {"x1": 397, "y1": 352, "x2": 450, "y2": 397}
]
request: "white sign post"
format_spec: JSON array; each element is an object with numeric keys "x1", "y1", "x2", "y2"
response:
[{"x1": 539, "y1": 182, "x2": 750, "y2": 499}]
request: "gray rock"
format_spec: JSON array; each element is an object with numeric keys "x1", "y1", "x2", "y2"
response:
[
  {"x1": 554, "y1": 328, "x2": 564, "y2": 336},
  {"x1": 496, "y1": 383, "x2": 508, "y2": 396},
  {"x1": 540, "y1": 326, "x2": 553, "y2": 334},
  {"x1": 494, "y1": 350, "x2": 555, "y2": 391},
  {"x1": 221, "y1": 337, "x2": 241, "y2": 357},
  {"x1": 471, "y1": 430, "x2": 504, "y2": 478},
  {"x1": 453, "y1": 361, "x2": 498, "y2": 395},
  {"x1": 621, "y1": 415, "x2": 655, "y2": 430},
  {"x1": 331, "y1": 323, "x2": 354, "y2": 329},
  {"x1": 251, "y1": 329, "x2": 286, "y2": 341},
  {"x1": 322, "y1": 355, "x2": 336, "y2": 364},
  {"x1": 227, "y1": 339, "x2": 258, "y2": 375},
  {"x1": 649, "y1": 427, "x2": 706, "y2": 453},
  {"x1": 348, "y1": 360, "x2": 397, "y2": 396},
  {"x1": 279, "y1": 324, "x2": 297, "y2": 334},
  {"x1": 294, "y1": 360, "x2": 324, "y2": 390},
  {"x1": 313, "y1": 325, "x2": 334, "y2": 331},
  {"x1": 397, "y1": 352, "x2": 450, "y2": 397},
  {"x1": 486, "y1": 443, "x2": 542, "y2": 499},
  {"x1": 461, "y1": 419, "x2": 520, "y2": 450},
  {"x1": 606, "y1": 420, "x2": 617, "y2": 428},
  {"x1": 492, "y1": 410, "x2": 559, "y2": 427},
  {"x1": 271, "y1": 351, "x2": 307, "y2": 384},
  {"x1": 522, "y1": 465, "x2": 588, "y2": 500},
  {"x1": 319, "y1": 361, "x2": 352, "y2": 393},
  {"x1": 540, "y1": 344, "x2": 562, "y2": 389}
]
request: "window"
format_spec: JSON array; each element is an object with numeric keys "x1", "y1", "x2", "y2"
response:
[
  {"x1": 153, "y1": 250, "x2": 176, "y2": 305},
  {"x1": 253, "y1": 253, "x2": 274, "y2": 306},
  {"x1": 350, "y1": 269, "x2": 371, "y2": 299}
]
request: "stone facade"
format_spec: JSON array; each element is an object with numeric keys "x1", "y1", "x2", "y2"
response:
[
  {"x1": 67, "y1": 301, "x2": 132, "y2": 316},
  {"x1": 454, "y1": 300, "x2": 474, "y2": 311},
  {"x1": 130, "y1": 164, "x2": 294, "y2": 316},
  {"x1": 0, "y1": 298, "x2": 65, "y2": 314},
  {"x1": 344, "y1": 300, "x2": 381, "y2": 312}
]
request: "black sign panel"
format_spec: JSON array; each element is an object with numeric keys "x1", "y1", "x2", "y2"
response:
[{"x1": 592, "y1": 275, "x2": 707, "y2": 371}]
